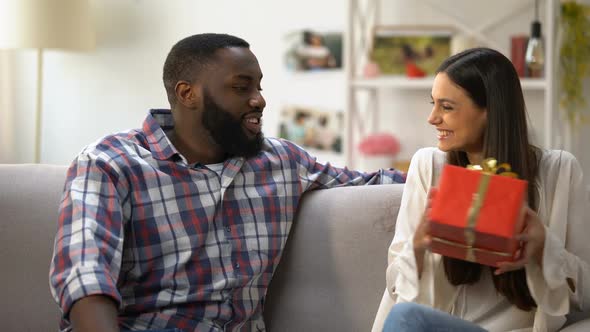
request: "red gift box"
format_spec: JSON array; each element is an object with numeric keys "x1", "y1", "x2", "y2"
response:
[{"x1": 428, "y1": 162, "x2": 528, "y2": 266}]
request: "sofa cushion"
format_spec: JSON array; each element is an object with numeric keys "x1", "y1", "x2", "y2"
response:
[
  {"x1": 264, "y1": 184, "x2": 404, "y2": 331},
  {"x1": 0, "y1": 164, "x2": 68, "y2": 332}
]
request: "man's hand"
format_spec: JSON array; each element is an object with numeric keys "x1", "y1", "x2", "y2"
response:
[
  {"x1": 70, "y1": 295, "x2": 120, "y2": 332},
  {"x1": 495, "y1": 206, "x2": 546, "y2": 275}
]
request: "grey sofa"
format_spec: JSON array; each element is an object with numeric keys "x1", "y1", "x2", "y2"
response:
[{"x1": 0, "y1": 164, "x2": 588, "y2": 332}]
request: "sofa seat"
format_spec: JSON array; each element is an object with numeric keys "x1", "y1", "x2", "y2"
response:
[{"x1": 1, "y1": 164, "x2": 588, "y2": 331}]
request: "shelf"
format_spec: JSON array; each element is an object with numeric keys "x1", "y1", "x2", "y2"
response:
[
  {"x1": 346, "y1": 0, "x2": 558, "y2": 167},
  {"x1": 351, "y1": 77, "x2": 434, "y2": 89},
  {"x1": 519, "y1": 78, "x2": 548, "y2": 90},
  {"x1": 351, "y1": 76, "x2": 547, "y2": 91}
]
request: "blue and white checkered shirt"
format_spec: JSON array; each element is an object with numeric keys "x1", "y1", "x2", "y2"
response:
[{"x1": 49, "y1": 109, "x2": 405, "y2": 331}]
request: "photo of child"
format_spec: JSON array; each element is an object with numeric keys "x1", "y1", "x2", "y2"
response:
[
  {"x1": 371, "y1": 27, "x2": 452, "y2": 76},
  {"x1": 279, "y1": 105, "x2": 343, "y2": 153},
  {"x1": 285, "y1": 29, "x2": 343, "y2": 71}
]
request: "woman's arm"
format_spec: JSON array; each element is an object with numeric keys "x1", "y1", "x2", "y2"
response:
[
  {"x1": 524, "y1": 151, "x2": 590, "y2": 315},
  {"x1": 385, "y1": 148, "x2": 437, "y2": 303}
]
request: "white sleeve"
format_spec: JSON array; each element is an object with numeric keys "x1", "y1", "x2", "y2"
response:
[
  {"x1": 526, "y1": 151, "x2": 590, "y2": 315},
  {"x1": 386, "y1": 148, "x2": 441, "y2": 305}
]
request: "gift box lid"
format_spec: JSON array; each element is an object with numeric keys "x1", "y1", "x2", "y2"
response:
[{"x1": 430, "y1": 164, "x2": 528, "y2": 240}]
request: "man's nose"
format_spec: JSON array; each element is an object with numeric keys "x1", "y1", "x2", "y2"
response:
[{"x1": 250, "y1": 92, "x2": 266, "y2": 110}]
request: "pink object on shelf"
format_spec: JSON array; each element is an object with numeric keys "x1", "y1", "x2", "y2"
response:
[
  {"x1": 358, "y1": 133, "x2": 401, "y2": 156},
  {"x1": 363, "y1": 61, "x2": 381, "y2": 78}
]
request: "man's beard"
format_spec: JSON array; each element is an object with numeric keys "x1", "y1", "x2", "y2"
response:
[{"x1": 201, "y1": 90, "x2": 264, "y2": 159}]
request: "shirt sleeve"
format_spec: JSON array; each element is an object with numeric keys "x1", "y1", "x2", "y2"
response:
[
  {"x1": 526, "y1": 151, "x2": 590, "y2": 316},
  {"x1": 280, "y1": 139, "x2": 406, "y2": 191},
  {"x1": 49, "y1": 152, "x2": 128, "y2": 321},
  {"x1": 385, "y1": 148, "x2": 446, "y2": 306}
]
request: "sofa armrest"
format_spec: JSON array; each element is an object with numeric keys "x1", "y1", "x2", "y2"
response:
[
  {"x1": 561, "y1": 318, "x2": 590, "y2": 332},
  {"x1": 264, "y1": 184, "x2": 404, "y2": 331},
  {"x1": 0, "y1": 164, "x2": 68, "y2": 331}
]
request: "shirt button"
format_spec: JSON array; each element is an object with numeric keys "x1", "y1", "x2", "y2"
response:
[
  {"x1": 235, "y1": 263, "x2": 240, "y2": 269},
  {"x1": 225, "y1": 226, "x2": 231, "y2": 232}
]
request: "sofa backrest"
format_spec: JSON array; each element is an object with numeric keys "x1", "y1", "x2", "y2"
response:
[
  {"x1": 0, "y1": 164, "x2": 68, "y2": 332},
  {"x1": 264, "y1": 184, "x2": 404, "y2": 331},
  {"x1": 0, "y1": 164, "x2": 404, "y2": 332}
]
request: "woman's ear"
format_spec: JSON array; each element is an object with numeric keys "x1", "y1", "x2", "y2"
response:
[
  {"x1": 175, "y1": 81, "x2": 202, "y2": 109},
  {"x1": 477, "y1": 106, "x2": 488, "y2": 124}
]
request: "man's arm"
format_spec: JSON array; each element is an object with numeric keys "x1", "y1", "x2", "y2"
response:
[
  {"x1": 49, "y1": 153, "x2": 127, "y2": 329},
  {"x1": 70, "y1": 295, "x2": 119, "y2": 332},
  {"x1": 279, "y1": 138, "x2": 405, "y2": 191}
]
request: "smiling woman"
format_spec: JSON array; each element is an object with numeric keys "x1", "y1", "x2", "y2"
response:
[
  {"x1": 429, "y1": 72, "x2": 487, "y2": 163},
  {"x1": 374, "y1": 48, "x2": 590, "y2": 332}
]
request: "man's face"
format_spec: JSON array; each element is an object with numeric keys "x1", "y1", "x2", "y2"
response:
[
  {"x1": 201, "y1": 88, "x2": 264, "y2": 158},
  {"x1": 200, "y1": 47, "x2": 266, "y2": 158}
]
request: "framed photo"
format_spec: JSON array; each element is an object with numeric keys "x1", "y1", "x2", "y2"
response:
[
  {"x1": 371, "y1": 26, "x2": 453, "y2": 77},
  {"x1": 278, "y1": 105, "x2": 343, "y2": 153},
  {"x1": 285, "y1": 30, "x2": 343, "y2": 71}
]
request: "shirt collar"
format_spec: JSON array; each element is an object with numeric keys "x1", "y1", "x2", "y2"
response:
[
  {"x1": 142, "y1": 109, "x2": 247, "y2": 171},
  {"x1": 142, "y1": 109, "x2": 180, "y2": 161}
]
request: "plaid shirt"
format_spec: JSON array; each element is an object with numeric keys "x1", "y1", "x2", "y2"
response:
[{"x1": 49, "y1": 109, "x2": 405, "y2": 331}]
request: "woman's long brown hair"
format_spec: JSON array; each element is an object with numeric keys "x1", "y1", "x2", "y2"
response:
[{"x1": 437, "y1": 48, "x2": 540, "y2": 311}]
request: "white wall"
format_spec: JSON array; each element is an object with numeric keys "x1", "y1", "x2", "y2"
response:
[
  {"x1": 8, "y1": 0, "x2": 347, "y2": 165},
  {"x1": 373, "y1": 0, "x2": 547, "y2": 160},
  {"x1": 3, "y1": 0, "x2": 589, "y2": 195},
  {"x1": 0, "y1": 50, "x2": 37, "y2": 163},
  {"x1": 372, "y1": 0, "x2": 588, "y2": 197},
  {"x1": 0, "y1": 0, "x2": 346, "y2": 164}
]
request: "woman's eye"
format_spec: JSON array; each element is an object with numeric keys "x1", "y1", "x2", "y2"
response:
[
  {"x1": 429, "y1": 101, "x2": 435, "y2": 105},
  {"x1": 442, "y1": 105, "x2": 453, "y2": 111}
]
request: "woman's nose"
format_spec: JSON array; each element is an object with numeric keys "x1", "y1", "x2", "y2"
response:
[{"x1": 428, "y1": 108, "x2": 442, "y2": 125}]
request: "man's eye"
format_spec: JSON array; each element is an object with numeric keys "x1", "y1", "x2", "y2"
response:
[
  {"x1": 429, "y1": 101, "x2": 434, "y2": 105},
  {"x1": 442, "y1": 105, "x2": 453, "y2": 111},
  {"x1": 233, "y1": 86, "x2": 248, "y2": 92}
]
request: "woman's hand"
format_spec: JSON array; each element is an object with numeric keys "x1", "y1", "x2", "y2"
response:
[
  {"x1": 414, "y1": 189, "x2": 436, "y2": 250},
  {"x1": 413, "y1": 188, "x2": 437, "y2": 277},
  {"x1": 495, "y1": 206, "x2": 546, "y2": 275}
]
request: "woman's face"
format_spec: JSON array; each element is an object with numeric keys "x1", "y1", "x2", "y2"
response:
[{"x1": 429, "y1": 72, "x2": 487, "y2": 155}]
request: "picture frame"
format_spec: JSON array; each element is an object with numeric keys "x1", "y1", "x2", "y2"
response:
[
  {"x1": 370, "y1": 25, "x2": 454, "y2": 77},
  {"x1": 284, "y1": 29, "x2": 343, "y2": 71},
  {"x1": 278, "y1": 105, "x2": 343, "y2": 153}
]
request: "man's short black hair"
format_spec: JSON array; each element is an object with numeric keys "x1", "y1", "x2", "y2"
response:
[{"x1": 163, "y1": 33, "x2": 250, "y2": 106}]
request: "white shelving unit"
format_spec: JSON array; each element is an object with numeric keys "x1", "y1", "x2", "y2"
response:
[
  {"x1": 345, "y1": 0, "x2": 559, "y2": 167},
  {"x1": 351, "y1": 77, "x2": 548, "y2": 90}
]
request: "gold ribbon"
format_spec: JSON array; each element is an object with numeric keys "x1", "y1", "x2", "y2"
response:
[
  {"x1": 431, "y1": 237, "x2": 513, "y2": 259},
  {"x1": 461, "y1": 158, "x2": 520, "y2": 262},
  {"x1": 463, "y1": 173, "x2": 490, "y2": 261}
]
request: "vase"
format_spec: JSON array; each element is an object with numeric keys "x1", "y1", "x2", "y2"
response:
[{"x1": 358, "y1": 155, "x2": 395, "y2": 172}]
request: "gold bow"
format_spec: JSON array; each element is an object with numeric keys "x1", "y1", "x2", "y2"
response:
[
  {"x1": 467, "y1": 158, "x2": 519, "y2": 178},
  {"x1": 461, "y1": 158, "x2": 519, "y2": 261}
]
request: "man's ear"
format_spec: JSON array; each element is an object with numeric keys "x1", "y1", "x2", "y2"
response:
[{"x1": 175, "y1": 80, "x2": 202, "y2": 108}]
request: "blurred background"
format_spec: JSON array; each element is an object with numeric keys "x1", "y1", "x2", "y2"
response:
[{"x1": 0, "y1": 0, "x2": 589, "y2": 199}]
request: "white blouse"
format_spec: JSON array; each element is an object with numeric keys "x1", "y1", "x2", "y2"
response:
[{"x1": 372, "y1": 148, "x2": 589, "y2": 332}]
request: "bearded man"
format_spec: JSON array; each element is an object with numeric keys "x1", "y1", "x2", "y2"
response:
[{"x1": 49, "y1": 33, "x2": 405, "y2": 332}]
